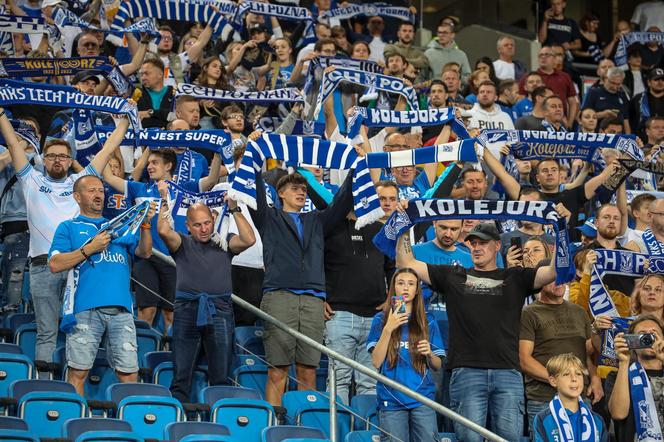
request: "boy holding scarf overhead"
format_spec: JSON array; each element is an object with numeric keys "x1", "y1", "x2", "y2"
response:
[
  {"x1": 533, "y1": 353, "x2": 608, "y2": 442},
  {"x1": 606, "y1": 314, "x2": 664, "y2": 442}
]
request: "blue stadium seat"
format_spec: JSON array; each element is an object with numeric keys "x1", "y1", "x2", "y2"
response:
[
  {"x1": 349, "y1": 394, "x2": 378, "y2": 431},
  {"x1": 233, "y1": 354, "x2": 267, "y2": 371},
  {"x1": 152, "y1": 361, "x2": 208, "y2": 402},
  {"x1": 438, "y1": 432, "x2": 457, "y2": 442},
  {"x1": 282, "y1": 391, "x2": 353, "y2": 440},
  {"x1": 0, "y1": 429, "x2": 38, "y2": 441},
  {"x1": 234, "y1": 326, "x2": 265, "y2": 356},
  {"x1": 67, "y1": 350, "x2": 119, "y2": 402},
  {"x1": 199, "y1": 385, "x2": 261, "y2": 405},
  {"x1": 0, "y1": 353, "x2": 32, "y2": 400},
  {"x1": 10, "y1": 380, "x2": 87, "y2": 439},
  {"x1": 0, "y1": 343, "x2": 22, "y2": 354},
  {"x1": 108, "y1": 383, "x2": 184, "y2": 440},
  {"x1": 135, "y1": 327, "x2": 162, "y2": 368},
  {"x1": 133, "y1": 320, "x2": 152, "y2": 330},
  {"x1": 345, "y1": 430, "x2": 381, "y2": 442},
  {"x1": 261, "y1": 426, "x2": 326, "y2": 442},
  {"x1": 164, "y1": 421, "x2": 230, "y2": 441},
  {"x1": 233, "y1": 364, "x2": 270, "y2": 398},
  {"x1": 5, "y1": 313, "x2": 34, "y2": 334},
  {"x1": 281, "y1": 439, "x2": 329, "y2": 442},
  {"x1": 63, "y1": 417, "x2": 132, "y2": 439},
  {"x1": 0, "y1": 416, "x2": 28, "y2": 430},
  {"x1": 74, "y1": 431, "x2": 143, "y2": 442},
  {"x1": 14, "y1": 323, "x2": 64, "y2": 363},
  {"x1": 210, "y1": 397, "x2": 275, "y2": 441},
  {"x1": 179, "y1": 436, "x2": 234, "y2": 442}
]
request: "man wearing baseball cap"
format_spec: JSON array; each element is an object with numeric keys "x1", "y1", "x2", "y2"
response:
[
  {"x1": 396, "y1": 217, "x2": 562, "y2": 442},
  {"x1": 630, "y1": 67, "x2": 664, "y2": 137}
]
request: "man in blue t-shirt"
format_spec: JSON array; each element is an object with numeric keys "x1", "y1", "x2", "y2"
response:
[
  {"x1": 48, "y1": 175, "x2": 154, "y2": 396},
  {"x1": 103, "y1": 148, "x2": 221, "y2": 331}
]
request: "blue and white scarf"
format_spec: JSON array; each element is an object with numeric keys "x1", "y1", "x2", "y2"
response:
[
  {"x1": 256, "y1": 116, "x2": 325, "y2": 137},
  {"x1": 111, "y1": 0, "x2": 231, "y2": 37},
  {"x1": 0, "y1": 119, "x2": 40, "y2": 152},
  {"x1": 348, "y1": 107, "x2": 470, "y2": 144},
  {"x1": 0, "y1": 79, "x2": 140, "y2": 134},
  {"x1": 549, "y1": 394, "x2": 599, "y2": 442},
  {"x1": 0, "y1": 14, "x2": 51, "y2": 36},
  {"x1": 176, "y1": 83, "x2": 304, "y2": 104},
  {"x1": 642, "y1": 228, "x2": 664, "y2": 256},
  {"x1": 72, "y1": 110, "x2": 101, "y2": 166},
  {"x1": 365, "y1": 139, "x2": 478, "y2": 168},
  {"x1": 303, "y1": 56, "x2": 382, "y2": 97},
  {"x1": 477, "y1": 129, "x2": 644, "y2": 165},
  {"x1": 616, "y1": 32, "x2": 664, "y2": 66},
  {"x1": 629, "y1": 361, "x2": 664, "y2": 441},
  {"x1": 374, "y1": 199, "x2": 573, "y2": 284},
  {"x1": 314, "y1": 67, "x2": 419, "y2": 118},
  {"x1": 61, "y1": 200, "x2": 152, "y2": 333},
  {"x1": 230, "y1": 133, "x2": 383, "y2": 227},
  {"x1": 0, "y1": 57, "x2": 111, "y2": 78},
  {"x1": 232, "y1": 1, "x2": 315, "y2": 45},
  {"x1": 54, "y1": 8, "x2": 161, "y2": 42},
  {"x1": 96, "y1": 127, "x2": 233, "y2": 166},
  {"x1": 319, "y1": 3, "x2": 415, "y2": 24}
]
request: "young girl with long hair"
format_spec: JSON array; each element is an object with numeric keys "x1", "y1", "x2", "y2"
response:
[{"x1": 367, "y1": 268, "x2": 445, "y2": 441}]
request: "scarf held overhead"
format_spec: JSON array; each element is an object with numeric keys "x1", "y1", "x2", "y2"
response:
[
  {"x1": 319, "y1": 3, "x2": 415, "y2": 24},
  {"x1": 615, "y1": 32, "x2": 664, "y2": 66},
  {"x1": 365, "y1": 139, "x2": 478, "y2": 168},
  {"x1": 229, "y1": 133, "x2": 383, "y2": 228},
  {"x1": 176, "y1": 83, "x2": 304, "y2": 104},
  {"x1": 374, "y1": 199, "x2": 573, "y2": 284}
]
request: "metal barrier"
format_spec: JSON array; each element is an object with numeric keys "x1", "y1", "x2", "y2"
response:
[{"x1": 151, "y1": 249, "x2": 507, "y2": 442}]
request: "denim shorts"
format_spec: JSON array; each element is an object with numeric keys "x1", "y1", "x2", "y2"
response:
[{"x1": 66, "y1": 309, "x2": 138, "y2": 373}]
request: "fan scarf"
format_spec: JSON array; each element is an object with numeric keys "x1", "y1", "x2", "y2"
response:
[
  {"x1": 229, "y1": 133, "x2": 383, "y2": 228},
  {"x1": 615, "y1": 32, "x2": 664, "y2": 66},
  {"x1": 373, "y1": 199, "x2": 573, "y2": 284},
  {"x1": 629, "y1": 361, "x2": 664, "y2": 441},
  {"x1": 61, "y1": 201, "x2": 152, "y2": 332},
  {"x1": 348, "y1": 107, "x2": 471, "y2": 144},
  {"x1": 549, "y1": 395, "x2": 599, "y2": 442},
  {"x1": 319, "y1": 3, "x2": 415, "y2": 24},
  {"x1": 176, "y1": 83, "x2": 304, "y2": 104}
]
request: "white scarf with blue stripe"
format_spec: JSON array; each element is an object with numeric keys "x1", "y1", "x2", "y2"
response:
[{"x1": 229, "y1": 133, "x2": 383, "y2": 228}]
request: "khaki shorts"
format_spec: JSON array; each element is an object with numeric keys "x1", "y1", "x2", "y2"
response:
[{"x1": 260, "y1": 290, "x2": 324, "y2": 367}]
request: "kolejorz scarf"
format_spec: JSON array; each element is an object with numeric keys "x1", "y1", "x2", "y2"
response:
[
  {"x1": 374, "y1": 199, "x2": 573, "y2": 284},
  {"x1": 629, "y1": 361, "x2": 664, "y2": 441},
  {"x1": 230, "y1": 133, "x2": 383, "y2": 228}
]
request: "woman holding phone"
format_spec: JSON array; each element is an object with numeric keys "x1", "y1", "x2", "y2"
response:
[{"x1": 367, "y1": 268, "x2": 446, "y2": 441}]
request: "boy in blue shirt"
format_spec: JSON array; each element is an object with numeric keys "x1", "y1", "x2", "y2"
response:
[
  {"x1": 49, "y1": 175, "x2": 155, "y2": 396},
  {"x1": 533, "y1": 353, "x2": 607, "y2": 442}
]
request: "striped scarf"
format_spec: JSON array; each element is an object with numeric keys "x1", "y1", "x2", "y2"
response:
[{"x1": 229, "y1": 133, "x2": 383, "y2": 228}]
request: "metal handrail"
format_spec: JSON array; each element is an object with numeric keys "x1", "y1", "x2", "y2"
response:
[{"x1": 151, "y1": 249, "x2": 508, "y2": 442}]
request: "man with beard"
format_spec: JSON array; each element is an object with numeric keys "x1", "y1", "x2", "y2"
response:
[
  {"x1": 422, "y1": 80, "x2": 449, "y2": 143},
  {"x1": 413, "y1": 219, "x2": 473, "y2": 268},
  {"x1": 585, "y1": 203, "x2": 635, "y2": 295},
  {"x1": 468, "y1": 81, "x2": 515, "y2": 130},
  {"x1": 0, "y1": 110, "x2": 129, "y2": 375},
  {"x1": 630, "y1": 68, "x2": 664, "y2": 139}
]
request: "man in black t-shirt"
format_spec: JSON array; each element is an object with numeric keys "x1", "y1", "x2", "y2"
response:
[
  {"x1": 483, "y1": 149, "x2": 620, "y2": 240},
  {"x1": 396, "y1": 221, "x2": 559, "y2": 442},
  {"x1": 538, "y1": 0, "x2": 581, "y2": 51}
]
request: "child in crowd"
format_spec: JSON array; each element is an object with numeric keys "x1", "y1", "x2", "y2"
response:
[
  {"x1": 533, "y1": 353, "x2": 608, "y2": 442},
  {"x1": 367, "y1": 268, "x2": 445, "y2": 442}
]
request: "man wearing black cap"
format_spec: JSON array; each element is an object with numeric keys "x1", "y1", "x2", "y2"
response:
[
  {"x1": 630, "y1": 67, "x2": 664, "y2": 138},
  {"x1": 396, "y1": 219, "x2": 559, "y2": 442}
]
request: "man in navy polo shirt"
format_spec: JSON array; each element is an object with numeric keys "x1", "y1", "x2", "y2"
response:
[{"x1": 582, "y1": 67, "x2": 631, "y2": 132}]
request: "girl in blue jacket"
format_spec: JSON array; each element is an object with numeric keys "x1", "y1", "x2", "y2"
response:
[{"x1": 367, "y1": 268, "x2": 446, "y2": 442}]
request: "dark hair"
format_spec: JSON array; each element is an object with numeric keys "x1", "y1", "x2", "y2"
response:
[
  {"x1": 314, "y1": 38, "x2": 336, "y2": 52},
  {"x1": 194, "y1": 56, "x2": 230, "y2": 90},
  {"x1": 519, "y1": 187, "x2": 543, "y2": 199},
  {"x1": 498, "y1": 79, "x2": 517, "y2": 95},
  {"x1": 536, "y1": 158, "x2": 560, "y2": 173},
  {"x1": 386, "y1": 52, "x2": 407, "y2": 65},
  {"x1": 628, "y1": 313, "x2": 664, "y2": 334},
  {"x1": 631, "y1": 193, "x2": 657, "y2": 214},
  {"x1": 381, "y1": 268, "x2": 429, "y2": 374},
  {"x1": 599, "y1": 117, "x2": 623, "y2": 131},
  {"x1": 542, "y1": 95, "x2": 563, "y2": 109},
  {"x1": 398, "y1": 21, "x2": 415, "y2": 32},
  {"x1": 221, "y1": 104, "x2": 244, "y2": 121},
  {"x1": 429, "y1": 79, "x2": 448, "y2": 93},
  {"x1": 646, "y1": 116, "x2": 664, "y2": 129},
  {"x1": 474, "y1": 56, "x2": 499, "y2": 85},
  {"x1": 477, "y1": 80, "x2": 497, "y2": 93},
  {"x1": 579, "y1": 12, "x2": 600, "y2": 32},
  {"x1": 351, "y1": 41, "x2": 371, "y2": 56},
  {"x1": 375, "y1": 180, "x2": 398, "y2": 191},
  {"x1": 330, "y1": 25, "x2": 346, "y2": 38},
  {"x1": 276, "y1": 172, "x2": 307, "y2": 194},
  {"x1": 142, "y1": 57, "x2": 165, "y2": 72},
  {"x1": 73, "y1": 174, "x2": 102, "y2": 194},
  {"x1": 149, "y1": 149, "x2": 177, "y2": 174},
  {"x1": 532, "y1": 85, "x2": 552, "y2": 100},
  {"x1": 43, "y1": 139, "x2": 72, "y2": 156},
  {"x1": 460, "y1": 168, "x2": 487, "y2": 181}
]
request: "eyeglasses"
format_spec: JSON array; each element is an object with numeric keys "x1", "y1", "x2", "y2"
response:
[
  {"x1": 160, "y1": 36, "x2": 173, "y2": 41},
  {"x1": 226, "y1": 114, "x2": 244, "y2": 120},
  {"x1": 539, "y1": 53, "x2": 554, "y2": 57},
  {"x1": 385, "y1": 144, "x2": 409, "y2": 150},
  {"x1": 552, "y1": 53, "x2": 565, "y2": 57},
  {"x1": 82, "y1": 42, "x2": 99, "y2": 49},
  {"x1": 44, "y1": 153, "x2": 71, "y2": 161}
]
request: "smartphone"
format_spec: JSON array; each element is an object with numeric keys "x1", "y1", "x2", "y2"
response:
[
  {"x1": 510, "y1": 237, "x2": 522, "y2": 252},
  {"x1": 624, "y1": 333, "x2": 656, "y2": 349},
  {"x1": 392, "y1": 295, "x2": 406, "y2": 314}
]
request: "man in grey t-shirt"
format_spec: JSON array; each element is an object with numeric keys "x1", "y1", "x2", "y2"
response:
[{"x1": 515, "y1": 86, "x2": 553, "y2": 130}]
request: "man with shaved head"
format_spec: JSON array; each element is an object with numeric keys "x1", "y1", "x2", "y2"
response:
[
  {"x1": 627, "y1": 198, "x2": 664, "y2": 255},
  {"x1": 156, "y1": 196, "x2": 255, "y2": 403}
]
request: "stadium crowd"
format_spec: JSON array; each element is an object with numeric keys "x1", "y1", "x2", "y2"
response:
[{"x1": 2, "y1": 0, "x2": 664, "y2": 440}]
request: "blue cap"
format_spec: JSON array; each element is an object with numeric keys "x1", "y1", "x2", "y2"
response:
[{"x1": 576, "y1": 218, "x2": 597, "y2": 238}]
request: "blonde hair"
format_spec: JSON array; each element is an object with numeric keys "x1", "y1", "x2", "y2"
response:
[
  {"x1": 546, "y1": 353, "x2": 586, "y2": 378},
  {"x1": 630, "y1": 274, "x2": 664, "y2": 320}
]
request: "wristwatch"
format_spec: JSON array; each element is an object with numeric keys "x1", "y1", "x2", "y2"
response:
[{"x1": 229, "y1": 206, "x2": 242, "y2": 214}]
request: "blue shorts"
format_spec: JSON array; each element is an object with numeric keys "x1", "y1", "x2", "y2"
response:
[{"x1": 66, "y1": 309, "x2": 139, "y2": 373}]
